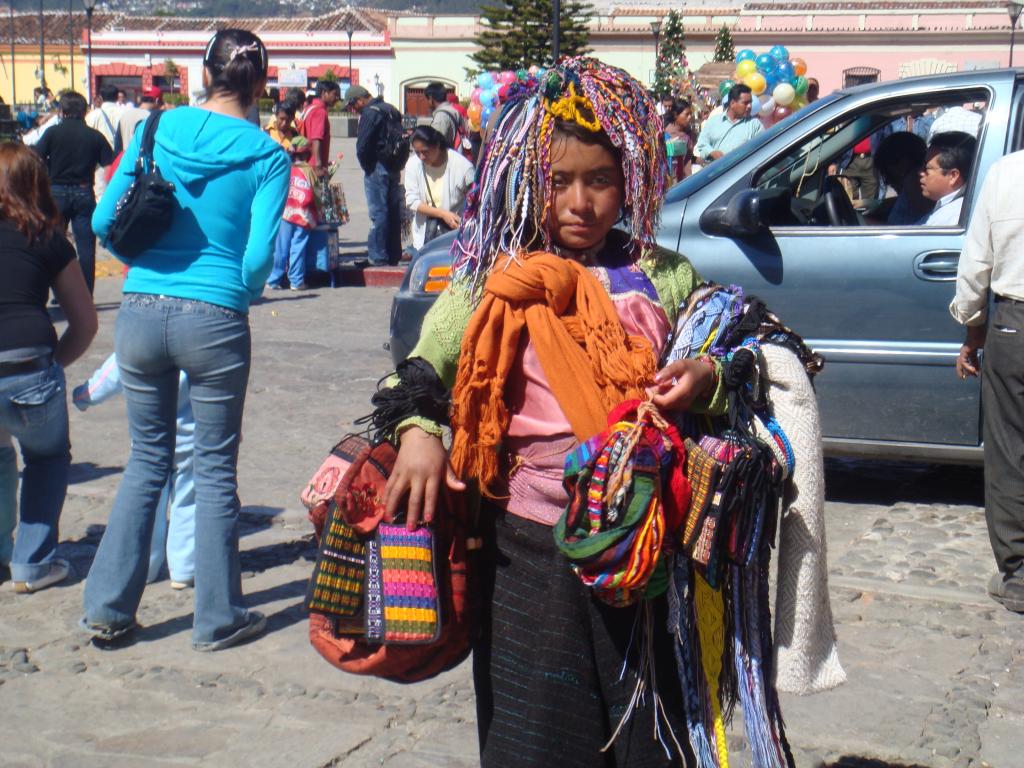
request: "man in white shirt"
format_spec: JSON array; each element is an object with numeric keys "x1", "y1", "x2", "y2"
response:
[
  {"x1": 85, "y1": 83, "x2": 124, "y2": 198},
  {"x1": 694, "y1": 84, "x2": 763, "y2": 164},
  {"x1": 951, "y1": 148, "x2": 1024, "y2": 614},
  {"x1": 919, "y1": 131, "x2": 976, "y2": 226}
]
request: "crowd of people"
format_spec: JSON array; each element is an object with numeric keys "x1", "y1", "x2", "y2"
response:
[{"x1": 0, "y1": 27, "x2": 1022, "y2": 767}]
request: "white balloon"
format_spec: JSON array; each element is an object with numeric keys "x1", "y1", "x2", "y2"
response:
[
  {"x1": 749, "y1": 94, "x2": 762, "y2": 116},
  {"x1": 760, "y1": 97, "x2": 775, "y2": 114},
  {"x1": 773, "y1": 83, "x2": 795, "y2": 107}
]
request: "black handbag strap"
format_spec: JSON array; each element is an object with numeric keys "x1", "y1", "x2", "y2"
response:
[{"x1": 134, "y1": 109, "x2": 165, "y2": 175}]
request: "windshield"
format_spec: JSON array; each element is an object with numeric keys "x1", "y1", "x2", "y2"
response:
[{"x1": 664, "y1": 92, "x2": 846, "y2": 204}]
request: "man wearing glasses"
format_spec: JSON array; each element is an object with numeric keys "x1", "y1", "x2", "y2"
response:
[{"x1": 918, "y1": 131, "x2": 976, "y2": 226}]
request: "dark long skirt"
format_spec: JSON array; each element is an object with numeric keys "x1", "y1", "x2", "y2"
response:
[{"x1": 472, "y1": 508, "x2": 693, "y2": 768}]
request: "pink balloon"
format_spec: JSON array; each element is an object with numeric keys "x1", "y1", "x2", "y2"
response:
[
  {"x1": 471, "y1": 87, "x2": 482, "y2": 105},
  {"x1": 500, "y1": 71, "x2": 517, "y2": 85},
  {"x1": 774, "y1": 106, "x2": 792, "y2": 121}
]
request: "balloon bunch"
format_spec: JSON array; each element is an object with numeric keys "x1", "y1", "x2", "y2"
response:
[
  {"x1": 467, "y1": 66, "x2": 546, "y2": 132},
  {"x1": 718, "y1": 45, "x2": 812, "y2": 126}
]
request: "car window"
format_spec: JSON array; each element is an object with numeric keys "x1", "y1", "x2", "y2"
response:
[{"x1": 751, "y1": 88, "x2": 989, "y2": 230}]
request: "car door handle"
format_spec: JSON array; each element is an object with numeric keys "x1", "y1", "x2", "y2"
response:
[{"x1": 913, "y1": 251, "x2": 960, "y2": 282}]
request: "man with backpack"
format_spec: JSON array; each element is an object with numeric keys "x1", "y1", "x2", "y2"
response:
[
  {"x1": 424, "y1": 81, "x2": 470, "y2": 158},
  {"x1": 345, "y1": 84, "x2": 406, "y2": 267}
]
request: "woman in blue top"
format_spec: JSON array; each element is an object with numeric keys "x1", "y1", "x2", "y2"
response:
[{"x1": 83, "y1": 29, "x2": 290, "y2": 651}]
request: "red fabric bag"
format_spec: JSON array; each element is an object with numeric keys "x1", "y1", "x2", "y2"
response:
[{"x1": 304, "y1": 436, "x2": 480, "y2": 683}]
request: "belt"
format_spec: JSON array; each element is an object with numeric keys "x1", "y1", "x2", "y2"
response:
[
  {"x1": 0, "y1": 356, "x2": 51, "y2": 376},
  {"x1": 853, "y1": 152, "x2": 870, "y2": 159},
  {"x1": 995, "y1": 294, "x2": 1024, "y2": 305}
]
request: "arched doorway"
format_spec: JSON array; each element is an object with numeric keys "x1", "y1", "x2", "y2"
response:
[{"x1": 401, "y1": 77, "x2": 458, "y2": 116}]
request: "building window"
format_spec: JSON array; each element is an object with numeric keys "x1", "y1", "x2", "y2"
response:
[{"x1": 843, "y1": 67, "x2": 881, "y2": 88}]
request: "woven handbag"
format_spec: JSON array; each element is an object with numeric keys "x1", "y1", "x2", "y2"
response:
[{"x1": 303, "y1": 436, "x2": 479, "y2": 683}]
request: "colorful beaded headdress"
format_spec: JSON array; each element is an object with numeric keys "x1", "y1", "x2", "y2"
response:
[{"x1": 453, "y1": 56, "x2": 670, "y2": 284}]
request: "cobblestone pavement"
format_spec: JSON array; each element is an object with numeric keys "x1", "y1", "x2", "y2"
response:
[{"x1": 2, "y1": 272, "x2": 1021, "y2": 768}]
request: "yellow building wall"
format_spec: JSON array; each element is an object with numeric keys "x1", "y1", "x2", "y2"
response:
[{"x1": 0, "y1": 47, "x2": 87, "y2": 106}]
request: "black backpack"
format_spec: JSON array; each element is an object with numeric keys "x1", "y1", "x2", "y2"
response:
[
  {"x1": 104, "y1": 110, "x2": 177, "y2": 260},
  {"x1": 370, "y1": 104, "x2": 410, "y2": 171}
]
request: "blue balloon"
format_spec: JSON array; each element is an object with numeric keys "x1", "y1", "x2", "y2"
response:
[
  {"x1": 749, "y1": 94, "x2": 763, "y2": 116},
  {"x1": 769, "y1": 44, "x2": 790, "y2": 61},
  {"x1": 775, "y1": 60, "x2": 795, "y2": 81},
  {"x1": 480, "y1": 89, "x2": 496, "y2": 107},
  {"x1": 481, "y1": 104, "x2": 495, "y2": 124},
  {"x1": 755, "y1": 53, "x2": 778, "y2": 75},
  {"x1": 764, "y1": 72, "x2": 780, "y2": 92},
  {"x1": 477, "y1": 72, "x2": 495, "y2": 89},
  {"x1": 736, "y1": 49, "x2": 756, "y2": 63}
]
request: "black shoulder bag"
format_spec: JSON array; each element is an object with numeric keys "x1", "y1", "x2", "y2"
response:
[{"x1": 104, "y1": 110, "x2": 177, "y2": 260}]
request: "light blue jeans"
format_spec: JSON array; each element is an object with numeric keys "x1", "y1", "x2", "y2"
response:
[
  {"x1": 0, "y1": 359, "x2": 71, "y2": 581},
  {"x1": 267, "y1": 221, "x2": 309, "y2": 287},
  {"x1": 83, "y1": 295, "x2": 253, "y2": 645},
  {"x1": 148, "y1": 376, "x2": 195, "y2": 584},
  {"x1": 75, "y1": 353, "x2": 196, "y2": 585}
]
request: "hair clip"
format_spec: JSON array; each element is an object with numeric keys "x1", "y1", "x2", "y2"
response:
[{"x1": 229, "y1": 42, "x2": 260, "y2": 62}]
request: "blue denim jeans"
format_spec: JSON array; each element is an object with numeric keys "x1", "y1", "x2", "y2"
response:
[
  {"x1": 0, "y1": 360, "x2": 71, "y2": 580},
  {"x1": 51, "y1": 185, "x2": 97, "y2": 294},
  {"x1": 267, "y1": 221, "x2": 309, "y2": 288},
  {"x1": 147, "y1": 377, "x2": 195, "y2": 584},
  {"x1": 364, "y1": 163, "x2": 402, "y2": 266},
  {"x1": 83, "y1": 295, "x2": 253, "y2": 645}
]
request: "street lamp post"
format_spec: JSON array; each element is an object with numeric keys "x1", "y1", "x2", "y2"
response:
[
  {"x1": 37, "y1": 0, "x2": 45, "y2": 96},
  {"x1": 68, "y1": 0, "x2": 74, "y2": 91},
  {"x1": 650, "y1": 19, "x2": 662, "y2": 88},
  {"x1": 9, "y1": 0, "x2": 15, "y2": 105},
  {"x1": 1010, "y1": 1, "x2": 1024, "y2": 67},
  {"x1": 82, "y1": 0, "x2": 94, "y2": 103},
  {"x1": 552, "y1": 0, "x2": 561, "y2": 64},
  {"x1": 345, "y1": 24, "x2": 354, "y2": 86}
]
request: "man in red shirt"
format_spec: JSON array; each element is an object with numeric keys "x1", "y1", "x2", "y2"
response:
[{"x1": 301, "y1": 80, "x2": 341, "y2": 175}]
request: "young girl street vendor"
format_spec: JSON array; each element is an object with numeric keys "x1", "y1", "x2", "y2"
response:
[{"x1": 375, "y1": 58, "x2": 840, "y2": 767}]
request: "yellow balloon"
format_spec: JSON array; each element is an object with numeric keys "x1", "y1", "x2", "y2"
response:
[
  {"x1": 744, "y1": 72, "x2": 767, "y2": 96},
  {"x1": 792, "y1": 57, "x2": 808, "y2": 77},
  {"x1": 735, "y1": 59, "x2": 757, "y2": 78}
]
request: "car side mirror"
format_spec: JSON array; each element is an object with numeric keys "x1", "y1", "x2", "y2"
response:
[{"x1": 699, "y1": 189, "x2": 764, "y2": 238}]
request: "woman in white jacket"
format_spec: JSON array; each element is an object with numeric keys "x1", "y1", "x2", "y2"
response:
[{"x1": 404, "y1": 125, "x2": 475, "y2": 250}]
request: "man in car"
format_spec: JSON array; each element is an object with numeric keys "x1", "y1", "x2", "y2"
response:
[
  {"x1": 952, "y1": 148, "x2": 1024, "y2": 614},
  {"x1": 871, "y1": 132, "x2": 933, "y2": 225},
  {"x1": 694, "y1": 83, "x2": 763, "y2": 163},
  {"x1": 919, "y1": 131, "x2": 975, "y2": 226}
]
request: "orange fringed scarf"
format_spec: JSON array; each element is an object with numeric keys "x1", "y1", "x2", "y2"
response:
[{"x1": 449, "y1": 252, "x2": 657, "y2": 495}]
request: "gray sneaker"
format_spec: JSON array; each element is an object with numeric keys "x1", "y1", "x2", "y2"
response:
[
  {"x1": 12, "y1": 558, "x2": 70, "y2": 594},
  {"x1": 987, "y1": 572, "x2": 1024, "y2": 613},
  {"x1": 193, "y1": 611, "x2": 267, "y2": 652}
]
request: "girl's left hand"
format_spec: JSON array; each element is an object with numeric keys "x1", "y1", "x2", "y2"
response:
[{"x1": 648, "y1": 358, "x2": 715, "y2": 413}]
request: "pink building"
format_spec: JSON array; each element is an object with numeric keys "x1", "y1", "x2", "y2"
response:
[{"x1": 599, "y1": 1, "x2": 1019, "y2": 94}]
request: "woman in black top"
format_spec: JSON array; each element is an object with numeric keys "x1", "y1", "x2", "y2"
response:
[{"x1": 0, "y1": 142, "x2": 97, "y2": 592}]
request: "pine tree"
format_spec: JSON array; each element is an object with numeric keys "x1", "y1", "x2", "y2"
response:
[
  {"x1": 470, "y1": 0, "x2": 593, "y2": 73},
  {"x1": 713, "y1": 25, "x2": 735, "y2": 63},
  {"x1": 651, "y1": 11, "x2": 687, "y2": 99}
]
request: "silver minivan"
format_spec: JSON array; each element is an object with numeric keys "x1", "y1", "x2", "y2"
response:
[{"x1": 390, "y1": 69, "x2": 1024, "y2": 464}]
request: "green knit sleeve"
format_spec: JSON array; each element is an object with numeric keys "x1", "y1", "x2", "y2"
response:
[
  {"x1": 405, "y1": 278, "x2": 477, "y2": 390},
  {"x1": 641, "y1": 248, "x2": 727, "y2": 417},
  {"x1": 388, "y1": 279, "x2": 477, "y2": 441}
]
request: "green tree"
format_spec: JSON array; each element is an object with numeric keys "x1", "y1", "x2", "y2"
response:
[
  {"x1": 470, "y1": 0, "x2": 593, "y2": 73},
  {"x1": 713, "y1": 25, "x2": 735, "y2": 63},
  {"x1": 651, "y1": 11, "x2": 687, "y2": 98}
]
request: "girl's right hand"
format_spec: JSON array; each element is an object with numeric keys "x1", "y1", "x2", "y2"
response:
[
  {"x1": 441, "y1": 211, "x2": 461, "y2": 230},
  {"x1": 384, "y1": 426, "x2": 466, "y2": 530}
]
